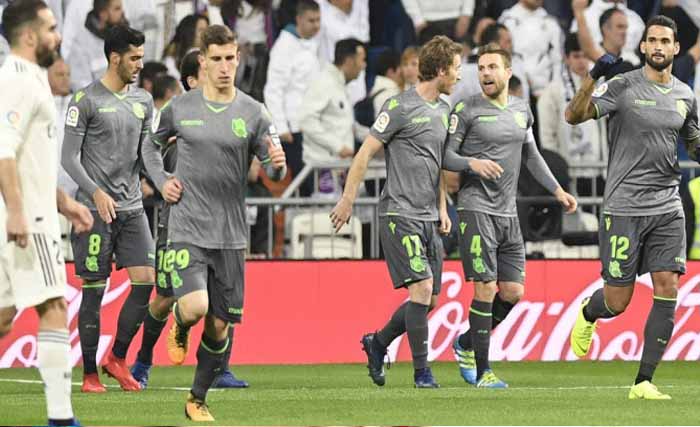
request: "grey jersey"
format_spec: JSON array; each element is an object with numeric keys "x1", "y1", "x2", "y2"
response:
[
  {"x1": 152, "y1": 88, "x2": 276, "y2": 250},
  {"x1": 592, "y1": 68, "x2": 700, "y2": 216},
  {"x1": 447, "y1": 94, "x2": 556, "y2": 217},
  {"x1": 369, "y1": 87, "x2": 451, "y2": 221},
  {"x1": 63, "y1": 81, "x2": 154, "y2": 211}
]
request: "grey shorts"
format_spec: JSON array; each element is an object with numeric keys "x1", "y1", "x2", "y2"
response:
[
  {"x1": 168, "y1": 242, "x2": 246, "y2": 324},
  {"x1": 379, "y1": 216, "x2": 443, "y2": 294},
  {"x1": 457, "y1": 210, "x2": 525, "y2": 284},
  {"x1": 155, "y1": 223, "x2": 173, "y2": 297},
  {"x1": 600, "y1": 211, "x2": 686, "y2": 286},
  {"x1": 72, "y1": 208, "x2": 155, "y2": 281}
]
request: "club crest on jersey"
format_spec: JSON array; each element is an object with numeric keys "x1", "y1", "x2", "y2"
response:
[
  {"x1": 449, "y1": 114, "x2": 459, "y2": 134},
  {"x1": 677, "y1": 100, "x2": 688, "y2": 120},
  {"x1": 132, "y1": 103, "x2": 145, "y2": 119},
  {"x1": 592, "y1": 83, "x2": 608, "y2": 98},
  {"x1": 232, "y1": 118, "x2": 248, "y2": 138},
  {"x1": 513, "y1": 111, "x2": 527, "y2": 129},
  {"x1": 373, "y1": 112, "x2": 390, "y2": 133},
  {"x1": 66, "y1": 106, "x2": 79, "y2": 127}
]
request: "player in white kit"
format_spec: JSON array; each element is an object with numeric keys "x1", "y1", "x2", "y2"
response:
[{"x1": 0, "y1": 1, "x2": 93, "y2": 426}]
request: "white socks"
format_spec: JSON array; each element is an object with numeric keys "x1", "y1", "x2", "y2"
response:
[{"x1": 37, "y1": 329, "x2": 74, "y2": 421}]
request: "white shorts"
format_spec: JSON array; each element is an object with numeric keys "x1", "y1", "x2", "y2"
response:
[{"x1": 0, "y1": 233, "x2": 66, "y2": 310}]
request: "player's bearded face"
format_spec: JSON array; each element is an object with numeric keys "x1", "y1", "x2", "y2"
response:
[
  {"x1": 438, "y1": 54, "x2": 461, "y2": 95},
  {"x1": 116, "y1": 45, "x2": 145, "y2": 84},
  {"x1": 478, "y1": 53, "x2": 510, "y2": 99},
  {"x1": 34, "y1": 9, "x2": 61, "y2": 69},
  {"x1": 642, "y1": 25, "x2": 678, "y2": 72}
]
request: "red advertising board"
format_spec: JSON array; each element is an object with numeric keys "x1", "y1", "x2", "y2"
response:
[{"x1": 1, "y1": 260, "x2": 699, "y2": 367}]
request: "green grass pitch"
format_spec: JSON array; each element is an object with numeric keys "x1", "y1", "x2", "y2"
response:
[{"x1": 1, "y1": 361, "x2": 698, "y2": 425}]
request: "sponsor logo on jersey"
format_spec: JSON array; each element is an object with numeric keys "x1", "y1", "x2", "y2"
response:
[
  {"x1": 634, "y1": 99, "x2": 657, "y2": 107},
  {"x1": 411, "y1": 116, "x2": 431, "y2": 124},
  {"x1": 478, "y1": 115, "x2": 498, "y2": 122},
  {"x1": 66, "y1": 106, "x2": 79, "y2": 127},
  {"x1": 373, "y1": 112, "x2": 390, "y2": 132},
  {"x1": 180, "y1": 119, "x2": 204, "y2": 127}
]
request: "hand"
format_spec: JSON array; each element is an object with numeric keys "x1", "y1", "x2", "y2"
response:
[
  {"x1": 455, "y1": 15, "x2": 470, "y2": 40},
  {"x1": 339, "y1": 146, "x2": 354, "y2": 159},
  {"x1": 61, "y1": 198, "x2": 94, "y2": 234},
  {"x1": 468, "y1": 158, "x2": 503, "y2": 180},
  {"x1": 92, "y1": 188, "x2": 117, "y2": 224},
  {"x1": 554, "y1": 188, "x2": 578, "y2": 214},
  {"x1": 6, "y1": 208, "x2": 29, "y2": 248},
  {"x1": 330, "y1": 195, "x2": 353, "y2": 233},
  {"x1": 590, "y1": 53, "x2": 622, "y2": 80},
  {"x1": 439, "y1": 209, "x2": 452, "y2": 236},
  {"x1": 267, "y1": 137, "x2": 286, "y2": 169},
  {"x1": 279, "y1": 132, "x2": 294, "y2": 144},
  {"x1": 141, "y1": 178, "x2": 155, "y2": 199},
  {"x1": 161, "y1": 176, "x2": 183, "y2": 203},
  {"x1": 572, "y1": 0, "x2": 588, "y2": 13}
]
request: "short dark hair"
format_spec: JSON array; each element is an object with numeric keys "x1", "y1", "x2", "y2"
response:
[
  {"x1": 139, "y1": 61, "x2": 167, "y2": 88},
  {"x1": 93, "y1": 0, "x2": 112, "y2": 14},
  {"x1": 201, "y1": 25, "x2": 237, "y2": 53},
  {"x1": 419, "y1": 35, "x2": 462, "y2": 81},
  {"x1": 296, "y1": 0, "x2": 319, "y2": 16},
  {"x1": 375, "y1": 50, "x2": 401, "y2": 77},
  {"x1": 1, "y1": 0, "x2": 48, "y2": 46},
  {"x1": 477, "y1": 42, "x2": 511, "y2": 69},
  {"x1": 334, "y1": 38, "x2": 364, "y2": 66},
  {"x1": 643, "y1": 15, "x2": 678, "y2": 43},
  {"x1": 152, "y1": 74, "x2": 179, "y2": 101},
  {"x1": 179, "y1": 49, "x2": 202, "y2": 91},
  {"x1": 565, "y1": 32, "x2": 582, "y2": 56},
  {"x1": 103, "y1": 25, "x2": 145, "y2": 60},
  {"x1": 480, "y1": 23, "x2": 508, "y2": 46},
  {"x1": 599, "y1": 7, "x2": 624, "y2": 33}
]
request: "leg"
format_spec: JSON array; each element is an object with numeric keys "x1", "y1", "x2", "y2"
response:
[
  {"x1": 211, "y1": 324, "x2": 249, "y2": 388},
  {"x1": 131, "y1": 293, "x2": 175, "y2": 388},
  {"x1": 469, "y1": 280, "x2": 497, "y2": 382},
  {"x1": 35, "y1": 297, "x2": 75, "y2": 425}
]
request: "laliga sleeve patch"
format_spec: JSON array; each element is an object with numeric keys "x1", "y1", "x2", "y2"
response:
[
  {"x1": 448, "y1": 114, "x2": 459, "y2": 134},
  {"x1": 592, "y1": 83, "x2": 608, "y2": 98},
  {"x1": 373, "y1": 112, "x2": 390, "y2": 133},
  {"x1": 66, "y1": 106, "x2": 79, "y2": 127}
]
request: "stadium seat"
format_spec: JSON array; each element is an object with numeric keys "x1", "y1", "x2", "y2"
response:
[{"x1": 290, "y1": 211, "x2": 362, "y2": 259}]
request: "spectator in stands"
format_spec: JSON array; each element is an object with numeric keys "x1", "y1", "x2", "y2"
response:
[
  {"x1": 572, "y1": 1, "x2": 640, "y2": 77},
  {"x1": 499, "y1": 0, "x2": 563, "y2": 97},
  {"x1": 537, "y1": 33, "x2": 606, "y2": 200},
  {"x1": 299, "y1": 38, "x2": 366, "y2": 194},
  {"x1": 162, "y1": 14, "x2": 208, "y2": 79},
  {"x1": 179, "y1": 49, "x2": 206, "y2": 91},
  {"x1": 401, "y1": 0, "x2": 475, "y2": 45},
  {"x1": 398, "y1": 46, "x2": 419, "y2": 91},
  {"x1": 570, "y1": 0, "x2": 644, "y2": 64},
  {"x1": 264, "y1": 0, "x2": 321, "y2": 186},
  {"x1": 450, "y1": 23, "x2": 529, "y2": 104},
  {"x1": 49, "y1": 57, "x2": 78, "y2": 197},
  {"x1": 317, "y1": 0, "x2": 370, "y2": 105},
  {"x1": 66, "y1": 0, "x2": 126, "y2": 91},
  {"x1": 370, "y1": 50, "x2": 402, "y2": 114},
  {"x1": 218, "y1": 0, "x2": 276, "y2": 101},
  {"x1": 152, "y1": 74, "x2": 181, "y2": 112},
  {"x1": 138, "y1": 61, "x2": 168, "y2": 93}
]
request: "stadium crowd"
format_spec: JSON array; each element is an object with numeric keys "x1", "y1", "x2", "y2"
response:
[{"x1": 1, "y1": 0, "x2": 700, "y2": 259}]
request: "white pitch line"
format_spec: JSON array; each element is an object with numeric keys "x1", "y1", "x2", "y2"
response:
[{"x1": 0, "y1": 377, "x2": 224, "y2": 392}]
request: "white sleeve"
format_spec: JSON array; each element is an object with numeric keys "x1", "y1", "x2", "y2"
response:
[
  {"x1": 401, "y1": 0, "x2": 424, "y2": 28},
  {"x1": 461, "y1": 0, "x2": 475, "y2": 16},
  {"x1": 0, "y1": 74, "x2": 35, "y2": 160},
  {"x1": 264, "y1": 42, "x2": 293, "y2": 135}
]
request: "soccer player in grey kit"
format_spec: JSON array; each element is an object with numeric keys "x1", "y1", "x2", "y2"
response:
[
  {"x1": 331, "y1": 35, "x2": 464, "y2": 388},
  {"x1": 567, "y1": 16, "x2": 700, "y2": 400},
  {"x1": 142, "y1": 25, "x2": 286, "y2": 421},
  {"x1": 447, "y1": 43, "x2": 577, "y2": 388},
  {"x1": 61, "y1": 25, "x2": 155, "y2": 393}
]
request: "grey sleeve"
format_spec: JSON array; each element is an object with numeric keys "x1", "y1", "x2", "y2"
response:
[
  {"x1": 141, "y1": 102, "x2": 173, "y2": 190},
  {"x1": 60, "y1": 131, "x2": 99, "y2": 196},
  {"x1": 681, "y1": 98, "x2": 700, "y2": 162},
  {"x1": 523, "y1": 129, "x2": 560, "y2": 194},
  {"x1": 442, "y1": 106, "x2": 473, "y2": 172},
  {"x1": 61, "y1": 95, "x2": 99, "y2": 196}
]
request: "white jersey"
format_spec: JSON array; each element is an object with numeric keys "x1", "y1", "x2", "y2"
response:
[{"x1": 0, "y1": 54, "x2": 60, "y2": 242}]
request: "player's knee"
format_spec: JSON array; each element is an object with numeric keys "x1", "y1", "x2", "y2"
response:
[
  {"x1": 474, "y1": 281, "x2": 498, "y2": 301},
  {"x1": 498, "y1": 285, "x2": 524, "y2": 304},
  {"x1": 152, "y1": 296, "x2": 175, "y2": 318},
  {"x1": 408, "y1": 279, "x2": 433, "y2": 304},
  {"x1": 0, "y1": 317, "x2": 13, "y2": 338},
  {"x1": 178, "y1": 296, "x2": 208, "y2": 322},
  {"x1": 36, "y1": 297, "x2": 67, "y2": 318}
]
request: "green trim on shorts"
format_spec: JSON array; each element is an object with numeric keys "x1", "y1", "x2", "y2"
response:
[
  {"x1": 653, "y1": 295, "x2": 677, "y2": 302},
  {"x1": 201, "y1": 337, "x2": 230, "y2": 354},
  {"x1": 130, "y1": 281, "x2": 155, "y2": 286},
  {"x1": 469, "y1": 307, "x2": 492, "y2": 317},
  {"x1": 82, "y1": 281, "x2": 106, "y2": 289}
]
